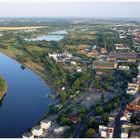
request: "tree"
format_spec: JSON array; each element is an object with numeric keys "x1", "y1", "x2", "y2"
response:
[
  {"x1": 72, "y1": 79, "x2": 80, "y2": 91},
  {"x1": 59, "y1": 115, "x2": 71, "y2": 126},
  {"x1": 95, "y1": 106, "x2": 104, "y2": 115},
  {"x1": 84, "y1": 128, "x2": 95, "y2": 138},
  {"x1": 88, "y1": 116, "x2": 96, "y2": 127},
  {"x1": 60, "y1": 92, "x2": 68, "y2": 104},
  {"x1": 101, "y1": 94, "x2": 105, "y2": 103},
  {"x1": 102, "y1": 112, "x2": 109, "y2": 122}
]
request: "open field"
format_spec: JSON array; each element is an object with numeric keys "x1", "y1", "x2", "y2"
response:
[{"x1": 0, "y1": 26, "x2": 47, "y2": 31}]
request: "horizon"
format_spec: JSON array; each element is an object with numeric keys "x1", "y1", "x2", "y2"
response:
[{"x1": 0, "y1": 2, "x2": 140, "y2": 18}]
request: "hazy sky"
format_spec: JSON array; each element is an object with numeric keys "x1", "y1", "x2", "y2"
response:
[{"x1": 0, "y1": 0, "x2": 140, "y2": 18}]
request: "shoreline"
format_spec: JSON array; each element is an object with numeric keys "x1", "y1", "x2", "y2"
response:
[
  {"x1": 0, "y1": 51, "x2": 58, "y2": 98},
  {"x1": 0, "y1": 76, "x2": 7, "y2": 101}
]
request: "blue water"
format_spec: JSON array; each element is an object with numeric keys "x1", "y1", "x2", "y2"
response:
[
  {"x1": 49, "y1": 30, "x2": 68, "y2": 35},
  {"x1": 26, "y1": 35, "x2": 64, "y2": 41},
  {"x1": 0, "y1": 53, "x2": 57, "y2": 138}
]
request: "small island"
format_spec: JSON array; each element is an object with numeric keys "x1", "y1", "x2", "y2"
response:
[{"x1": 0, "y1": 76, "x2": 7, "y2": 100}]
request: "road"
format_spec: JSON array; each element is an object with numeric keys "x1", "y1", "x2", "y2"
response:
[
  {"x1": 113, "y1": 90, "x2": 140, "y2": 138},
  {"x1": 72, "y1": 111, "x2": 95, "y2": 138},
  {"x1": 113, "y1": 107, "x2": 124, "y2": 138}
]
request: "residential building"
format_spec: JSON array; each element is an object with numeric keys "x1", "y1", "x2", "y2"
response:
[
  {"x1": 87, "y1": 50, "x2": 99, "y2": 57},
  {"x1": 126, "y1": 83, "x2": 139, "y2": 96},
  {"x1": 31, "y1": 125, "x2": 43, "y2": 137},
  {"x1": 130, "y1": 131, "x2": 140, "y2": 138},
  {"x1": 126, "y1": 103, "x2": 140, "y2": 111},
  {"x1": 53, "y1": 126, "x2": 70, "y2": 135},
  {"x1": 119, "y1": 65, "x2": 130, "y2": 71},
  {"x1": 100, "y1": 48, "x2": 107, "y2": 54},
  {"x1": 93, "y1": 61, "x2": 118, "y2": 69},
  {"x1": 121, "y1": 128, "x2": 129, "y2": 138},
  {"x1": 22, "y1": 132, "x2": 34, "y2": 138},
  {"x1": 115, "y1": 44, "x2": 130, "y2": 50},
  {"x1": 40, "y1": 119, "x2": 51, "y2": 130},
  {"x1": 120, "y1": 109, "x2": 132, "y2": 122}
]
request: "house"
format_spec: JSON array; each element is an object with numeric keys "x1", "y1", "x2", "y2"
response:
[
  {"x1": 87, "y1": 50, "x2": 99, "y2": 57},
  {"x1": 99, "y1": 125, "x2": 114, "y2": 138},
  {"x1": 126, "y1": 103, "x2": 140, "y2": 111},
  {"x1": 100, "y1": 48, "x2": 107, "y2": 54},
  {"x1": 115, "y1": 44, "x2": 130, "y2": 50},
  {"x1": 71, "y1": 61, "x2": 77, "y2": 65},
  {"x1": 48, "y1": 53, "x2": 72, "y2": 62},
  {"x1": 120, "y1": 109, "x2": 132, "y2": 122},
  {"x1": 109, "y1": 51, "x2": 138, "y2": 62},
  {"x1": 76, "y1": 67, "x2": 82, "y2": 73},
  {"x1": 126, "y1": 83, "x2": 139, "y2": 96},
  {"x1": 22, "y1": 132, "x2": 34, "y2": 138},
  {"x1": 53, "y1": 126, "x2": 70, "y2": 135},
  {"x1": 40, "y1": 119, "x2": 51, "y2": 130},
  {"x1": 130, "y1": 131, "x2": 140, "y2": 138},
  {"x1": 99, "y1": 125, "x2": 108, "y2": 137},
  {"x1": 55, "y1": 103, "x2": 63, "y2": 110},
  {"x1": 93, "y1": 61, "x2": 118, "y2": 69},
  {"x1": 122, "y1": 123, "x2": 131, "y2": 129},
  {"x1": 121, "y1": 128, "x2": 129, "y2": 138},
  {"x1": 70, "y1": 115, "x2": 78, "y2": 123},
  {"x1": 119, "y1": 65, "x2": 130, "y2": 71},
  {"x1": 31, "y1": 125, "x2": 43, "y2": 137}
]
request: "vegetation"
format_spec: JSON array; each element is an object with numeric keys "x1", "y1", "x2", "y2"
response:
[{"x1": 0, "y1": 77, "x2": 7, "y2": 100}]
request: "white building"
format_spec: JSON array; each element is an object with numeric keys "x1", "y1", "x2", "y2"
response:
[
  {"x1": 22, "y1": 132, "x2": 34, "y2": 138},
  {"x1": 40, "y1": 119, "x2": 51, "y2": 130},
  {"x1": 120, "y1": 110, "x2": 132, "y2": 122},
  {"x1": 119, "y1": 66, "x2": 130, "y2": 71},
  {"x1": 53, "y1": 126, "x2": 69, "y2": 135},
  {"x1": 121, "y1": 128, "x2": 129, "y2": 138},
  {"x1": 31, "y1": 125, "x2": 43, "y2": 137},
  {"x1": 126, "y1": 83, "x2": 139, "y2": 96},
  {"x1": 115, "y1": 44, "x2": 130, "y2": 50}
]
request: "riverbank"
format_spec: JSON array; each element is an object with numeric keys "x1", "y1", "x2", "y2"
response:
[
  {"x1": 0, "y1": 48, "x2": 58, "y2": 99},
  {"x1": 0, "y1": 76, "x2": 7, "y2": 101}
]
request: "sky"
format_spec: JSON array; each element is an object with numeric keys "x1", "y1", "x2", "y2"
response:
[{"x1": 0, "y1": 0, "x2": 140, "y2": 18}]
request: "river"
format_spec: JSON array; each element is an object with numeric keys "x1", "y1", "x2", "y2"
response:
[{"x1": 0, "y1": 52, "x2": 57, "y2": 138}]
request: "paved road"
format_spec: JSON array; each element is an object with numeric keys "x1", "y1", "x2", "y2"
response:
[
  {"x1": 72, "y1": 111, "x2": 95, "y2": 138},
  {"x1": 113, "y1": 107, "x2": 124, "y2": 138}
]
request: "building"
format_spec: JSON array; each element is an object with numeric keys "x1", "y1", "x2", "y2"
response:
[
  {"x1": 40, "y1": 119, "x2": 51, "y2": 130},
  {"x1": 130, "y1": 131, "x2": 140, "y2": 138},
  {"x1": 53, "y1": 126, "x2": 70, "y2": 135},
  {"x1": 71, "y1": 61, "x2": 77, "y2": 65},
  {"x1": 55, "y1": 103, "x2": 63, "y2": 110},
  {"x1": 93, "y1": 61, "x2": 118, "y2": 69},
  {"x1": 126, "y1": 103, "x2": 140, "y2": 111},
  {"x1": 100, "y1": 48, "x2": 107, "y2": 54},
  {"x1": 120, "y1": 110, "x2": 132, "y2": 122},
  {"x1": 87, "y1": 50, "x2": 99, "y2": 57},
  {"x1": 70, "y1": 115, "x2": 78, "y2": 123},
  {"x1": 121, "y1": 128, "x2": 129, "y2": 138},
  {"x1": 99, "y1": 125, "x2": 114, "y2": 138},
  {"x1": 119, "y1": 65, "x2": 130, "y2": 71},
  {"x1": 31, "y1": 125, "x2": 43, "y2": 137},
  {"x1": 109, "y1": 51, "x2": 138, "y2": 62},
  {"x1": 48, "y1": 53, "x2": 72, "y2": 62},
  {"x1": 22, "y1": 132, "x2": 34, "y2": 138},
  {"x1": 115, "y1": 44, "x2": 130, "y2": 50},
  {"x1": 126, "y1": 83, "x2": 139, "y2": 96}
]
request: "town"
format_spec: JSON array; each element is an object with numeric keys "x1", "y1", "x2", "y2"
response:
[{"x1": 12, "y1": 20, "x2": 139, "y2": 138}]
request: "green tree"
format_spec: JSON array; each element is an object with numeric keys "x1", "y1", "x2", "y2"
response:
[
  {"x1": 84, "y1": 128, "x2": 95, "y2": 138},
  {"x1": 60, "y1": 92, "x2": 68, "y2": 104},
  {"x1": 95, "y1": 106, "x2": 104, "y2": 115},
  {"x1": 88, "y1": 116, "x2": 96, "y2": 127}
]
